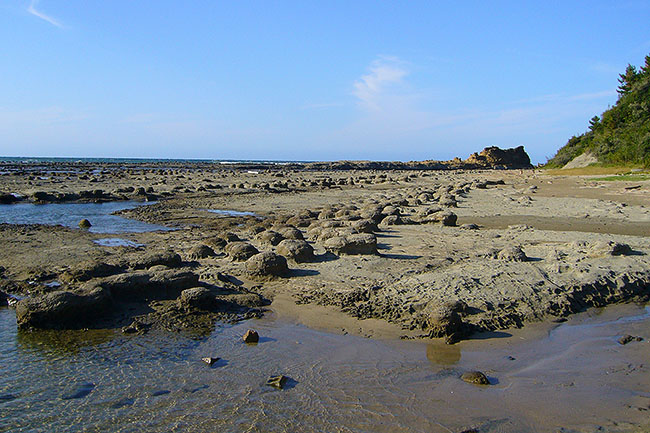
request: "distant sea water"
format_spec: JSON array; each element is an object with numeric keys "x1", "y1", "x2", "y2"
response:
[{"x1": 0, "y1": 156, "x2": 311, "y2": 165}]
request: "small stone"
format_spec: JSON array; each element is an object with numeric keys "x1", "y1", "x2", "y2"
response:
[
  {"x1": 461, "y1": 371, "x2": 490, "y2": 385},
  {"x1": 618, "y1": 335, "x2": 643, "y2": 345},
  {"x1": 243, "y1": 329, "x2": 259, "y2": 343},
  {"x1": 266, "y1": 375, "x2": 288, "y2": 389},
  {"x1": 202, "y1": 357, "x2": 220, "y2": 365},
  {"x1": 79, "y1": 219, "x2": 92, "y2": 229}
]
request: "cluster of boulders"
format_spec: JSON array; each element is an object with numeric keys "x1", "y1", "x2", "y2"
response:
[
  {"x1": 177, "y1": 178, "x2": 500, "y2": 284},
  {"x1": 14, "y1": 251, "x2": 266, "y2": 330}
]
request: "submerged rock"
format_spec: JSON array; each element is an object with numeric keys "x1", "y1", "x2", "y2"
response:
[
  {"x1": 202, "y1": 357, "x2": 220, "y2": 366},
  {"x1": 266, "y1": 375, "x2": 288, "y2": 389},
  {"x1": 121, "y1": 320, "x2": 150, "y2": 334},
  {"x1": 243, "y1": 329, "x2": 259, "y2": 343},
  {"x1": 62, "y1": 382, "x2": 95, "y2": 400},
  {"x1": 461, "y1": 371, "x2": 490, "y2": 385},
  {"x1": 618, "y1": 334, "x2": 643, "y2": 345}
]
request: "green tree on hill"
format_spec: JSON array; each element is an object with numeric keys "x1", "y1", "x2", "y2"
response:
[{"x1": 546, "y1": 53, "x2": 650, "y2": 168}]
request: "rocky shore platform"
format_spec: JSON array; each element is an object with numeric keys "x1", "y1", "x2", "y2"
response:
[{"x1": 1, "y1": 147, "x2": 648, "y2": 343}]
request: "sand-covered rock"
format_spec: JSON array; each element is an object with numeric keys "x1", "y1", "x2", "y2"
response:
[
  {"x1": 323, "y1": 233, "x2": 378, "y2": 255},
  {"x1": 226, "y1": 242, "x2": 259, "y2": 261},
  {"x1": 130, "y1": 251, "x2": 182, "y2": 270},
  {"x1": 277, "y1": 239, "x2": 316, "y2": 263},
  {"x1": 246, "y1": 252, "x2": 288, "y2": 277},
  {"x1": 188, "y1": 244, "x2": 216, "y2": 260}
]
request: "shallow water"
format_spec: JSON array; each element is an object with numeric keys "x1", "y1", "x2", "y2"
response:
[
  {"x1": 0, "y1": 305, "x2": 648, "y2": 433},
  {"x1": 0, "y1": 202, "x2": 169, "y2": 233},
  {"x1": 93, "y1": 238, "x2": 145, "y2": 247},
  {"x1": 207, "y1": 209, "x2": 258, "y2": 217}
]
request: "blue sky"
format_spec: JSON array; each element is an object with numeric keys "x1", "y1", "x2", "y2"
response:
[{"x1": 1, "y1": 1, "x2": 649, "y2": 163}]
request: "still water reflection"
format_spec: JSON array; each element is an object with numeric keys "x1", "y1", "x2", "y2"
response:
[{"x1": 1, "y1": 305, "x2": 648, "y2": 432}]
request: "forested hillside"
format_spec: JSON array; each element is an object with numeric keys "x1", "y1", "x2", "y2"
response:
[{"x1": 546, "y1": 54, "x2": 650, "y2": 167}]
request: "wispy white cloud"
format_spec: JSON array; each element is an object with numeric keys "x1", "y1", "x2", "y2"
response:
[
  {"x1": 352, "y1": 57, "x2": 409, "y2": 110},
  {"x1": 27, "y1": 0, "x2": 64, "y2": 28}
]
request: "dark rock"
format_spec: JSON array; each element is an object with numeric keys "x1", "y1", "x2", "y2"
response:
[
  {"x1": 0, "y1": 290, "x2": 7, "y2": 306},
  {"x1": 62, "y1": 383, "x2": 95, "y2": 400},
  {"x1": 179, "y1": 287, "x2": 215, "y2": 310},
  {"x1": 618, "y1": 334, "x2": 643, "y2": 345},
  {"x1": 425, "y1": 300, "x2": 469, "y2": 343},
  {"x1": 216, "y1": 293, "x2": 266, "y2": 309},
  {"x1": 266, "y1": 375, "x2": 288, "y2": 389},
  {"x1": 243, "y1": 329, "x2": 259, "y2": 343},
  {"x1": 204, "y1": 236, "x2": 228, "y2": 250},
  {"x1": 60, "y1": 261, "x2": 123, "y2": 282},
  {"x1": 15, "y1": 287, "x2": 112, "y2": 329},
  {"x1": 277, "y1": 227, "x2": 304, "y2": 240},
  {"x1": 245, "y1": 252, "x2": 288, "y2": 277},
  {"x1": 104, "y1": 269, "x2": 199, "y2": 301},
  {"x1": 460, "y1": 371, "x2": 490, "y2": 385},
  {"x1": 130, "y1": 251, "x2": 182, "y2": 269},
  {"x1": 221, "y1": 232, "x2": 241, "y2": 242},
  {"x1": 78, "y1": 219, "x2": 92, "y2": 229},
  {"x1": 226, "y1": 242, "x2": 259, "y2": 261},
  {"x1": 121, "y1": 320, "x2": 149, "y2": 334},
  {"x1": 202, "y1": 357, "x2": 220, "y2": 365},
  {"x1": 32, "y1": 191, "x2": 57, "y2": 202},
  {"x1": 188, "y1": 244, "x2": 216, "y2": 260},
  {"x1": 420, "y1": 210, "x2": 457, "y2": 226},
  {"x1": 0, "y1": 193, "x2": 18, "y2": 204},
  {"x1": 256, "y1": 230, "x2": 285, "y2": 246},
  {"x1": 276, "y1": 239, "x2": 315, "y2": 263},
  {"x1": 464, "y1": 145, "x2": 533, "y2": 169},
  {"x1": 590, "y1": 241, "x2": 633, "y2": 257},
  {"x1": 351, "y1": 219, "x2": 378, "y2": 234},
  {"x1": 379, "y1": 215, "x2": 403, "y2": 226}
]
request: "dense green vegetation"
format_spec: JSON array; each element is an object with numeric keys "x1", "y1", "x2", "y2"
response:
[{"x1": 546, "y1": 53, "x2": 650, "y2": 168}]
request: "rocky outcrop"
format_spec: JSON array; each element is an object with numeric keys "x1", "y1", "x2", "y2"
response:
[
  {"x1": 130, "y1": 251, "x2": 183, "y2": 270},
  {"x1": 324, "y1": 233, "x2": 378, "y2": 255},
  {"x1": 15, "y1": 287, "x2": 112, "y2": 329},
  {"x1": 464, "y1": 146, "x2": 532, "y2": 169},
  {"x1": 226, "y1": 242, "x2": 259, "y2": 261},
  {"x1": 276, "y1": 239, "x2": 316, "y2": 263},
  {"x1": 246, "y1": 252, "x2": 289, "y2": 278},
  {"x1": 188, "y1": 244, "x2": 216, "y2": 260},
  {"x1": 98, "y1": 269, "x2": 199, "y2": 301}
]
